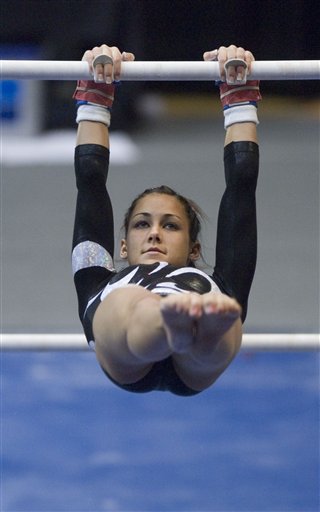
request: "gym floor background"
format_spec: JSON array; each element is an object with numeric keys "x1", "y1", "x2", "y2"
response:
[{"x1": 1, "y1": 1, "x2": 319, "y2": 511}]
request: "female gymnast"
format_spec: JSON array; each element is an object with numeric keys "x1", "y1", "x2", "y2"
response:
[{"x1": 72, "y1": 44, "x2": 261, "y2": 396}]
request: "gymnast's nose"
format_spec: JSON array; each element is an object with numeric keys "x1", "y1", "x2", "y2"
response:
[{"x1": 148, "y1": 224, "x2": 161, "y2": 242}]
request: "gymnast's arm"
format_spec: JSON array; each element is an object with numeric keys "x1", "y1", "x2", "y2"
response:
[
  {"x1": 72, "y1": 46, "x2": 135, "y2": 319},
  {"x1": 73, "y1": 120, "x2": 113, "y2": 252},
  {"x1": 207, "y1": 46, "x2": 260, "y2": 322},
  {"x1": 72, "y1": 121, "x2": 115, "y2": 318},
  {"x1": 73, "y1": 47, "x2": 116, "y2": 257},
  {"x1": 72, "y1": 52, "x2": 115, "y2": 320},
  {"x1": 213, "y1": 123, "x2": 259, "y2": 323}
]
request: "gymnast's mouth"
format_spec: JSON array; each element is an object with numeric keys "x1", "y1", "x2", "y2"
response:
[{"x1": 144, "y1": 247, "x2": 166, "y2": 254}]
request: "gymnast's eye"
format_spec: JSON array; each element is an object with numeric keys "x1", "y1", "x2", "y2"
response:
[
  {"x1": 163, "y1": 222, "x2": 179, "y2": 230},
  {"x1": 133, "y1": 220, "x2": 149, "y2": 229}
]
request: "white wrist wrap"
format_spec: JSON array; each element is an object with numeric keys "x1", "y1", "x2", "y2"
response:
[
  {"x1": 76, "y1": 104, "x2": 111, "y2": 127},
  {"x1": 223, "y1": 104, "x2": 259, "y2": 129}
]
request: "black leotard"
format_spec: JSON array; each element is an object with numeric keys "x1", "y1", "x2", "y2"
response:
[{"x1": 72, "y1": 141, "x2": 259, "y2": 395}]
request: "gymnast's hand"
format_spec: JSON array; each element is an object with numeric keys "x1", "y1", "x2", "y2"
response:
[
  {"x1": 81, "y1": 44, "x2": 135, "y2": 84},
  {"x1": 203, "y1": 44, "x2": 255, "y2": 84}
]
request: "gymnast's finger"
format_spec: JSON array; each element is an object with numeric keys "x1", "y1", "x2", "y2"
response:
[
  {"x1": 109, "y1": 46, "x2": 123, "y2": 82},
  {"x1": 203, "y1": 49, "x2": 218, "y2": 61},
  {"x1": 81, "y1": 49, "x2": 95, "y2": 74},
  {"x1": 244, "y1": 50, "x2": 255, "y2": 76},
  {"x1": 93, "y1": 44, "x2": 114, "y2": 83},
  {"x1": 121, "y1": 51, "x2": 135, "y2": 62},
  {"x1": 216, "y1": 46, "x2": 229, "y2": 81},
  {"x1": 222, "y1": 45, "x2": 238, "y2": 83}
]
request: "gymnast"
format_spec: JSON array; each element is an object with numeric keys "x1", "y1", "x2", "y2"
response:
[{"x1": 72, "y1": 43, "x2": 261, "y2": 396}]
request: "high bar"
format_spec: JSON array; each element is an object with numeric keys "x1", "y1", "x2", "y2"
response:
[
  {"x1": 1, "y1": 333, "x2": 319, "y2": 351},
  {"x1": 1, "y1": 60, "x2": 319, "y2": 81}
]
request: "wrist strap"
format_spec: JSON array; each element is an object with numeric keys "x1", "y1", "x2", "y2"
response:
[
  {"x1": 76, "y1": 104, "x2": 111, "y2": 127},
  {"x1": 219, "y1": 79, "x2": 261, "y2": 129},
  {"x1": 223, "y1": 103, "x2": 258, "y2": 129},
  {"x1": 219, "y1": 80, "x2": 261, "y2": 108},
  {"x1": 73, "y1": 80, "x2": 115, "y2": 108}
]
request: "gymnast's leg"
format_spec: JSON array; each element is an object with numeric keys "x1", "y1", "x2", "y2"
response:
[
  {"x1": 93, "y1": 286, "x2": 241, "y2": 391},
  {"x1": 160, "y1": 292, "x2": 242, "y2": 391},
  {"x1": 93, "y1": 286, "x2": 172, "y2": 385}
]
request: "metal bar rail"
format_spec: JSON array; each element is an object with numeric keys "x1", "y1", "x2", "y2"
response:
[
  {"x1": 1, "y1": 334, "x2": 319, "y2": 351},
  {"x1": 1, "y1": 60, "x2": 319, "y2": 81}
]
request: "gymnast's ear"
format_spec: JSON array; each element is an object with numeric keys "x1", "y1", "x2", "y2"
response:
[
  {"x1": 189, "y1": 241, "x2": 201, "y2": 262},
  {"x1": 120, "y1": 239, "x2": 128, "y2": 259}
]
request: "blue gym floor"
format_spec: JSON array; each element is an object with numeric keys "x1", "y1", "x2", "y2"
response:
[{"x1": 2, "y1": 349, "x2": 319, "y2": 511}]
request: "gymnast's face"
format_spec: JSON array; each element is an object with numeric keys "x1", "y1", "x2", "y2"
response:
[{"x1": 120, "y1": 193, "x2": 200, "y2": 267}]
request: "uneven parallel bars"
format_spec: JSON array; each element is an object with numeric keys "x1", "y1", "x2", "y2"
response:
[
  {"x1": 1, "y1": 60, "x2": 319, "y2": 81},
  {"x1": 1, "y1": 334, "x2": 319, "y2": 351}
]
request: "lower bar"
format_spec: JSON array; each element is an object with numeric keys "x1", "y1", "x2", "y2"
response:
[{"x1": 1, "y1": 333, "x2": 319, "y2": 351}]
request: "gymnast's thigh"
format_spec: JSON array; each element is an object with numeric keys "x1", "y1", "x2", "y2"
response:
[
  {"x1": 92, "y1": 286, "x2": 157, "y2": 383},
  {"x1": 91, "y1": 287, "x2": 201, "y2": 396},
  {"x1": 92, "y1": 285, "x2": 156, "y2": 345}
]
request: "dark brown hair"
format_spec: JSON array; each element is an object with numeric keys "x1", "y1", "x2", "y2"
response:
[{"x1": 123, "y1": 185, "x2": 203, "y2": 243}]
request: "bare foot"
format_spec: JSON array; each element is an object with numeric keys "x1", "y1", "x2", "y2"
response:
[
  {"x1": 160, "y1": 293, "x2": 201, "y2": 353},
  {"x1": 160, "y1": 292, "x2": 241, "y2": 354},
  {"x1": 196, "y1": 293, "x2": 241, "y2": 349}
]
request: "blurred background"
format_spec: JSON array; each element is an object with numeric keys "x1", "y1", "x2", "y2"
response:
[{"x1": 1, "y1": 2, "x2": 319, "y2": 511}]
